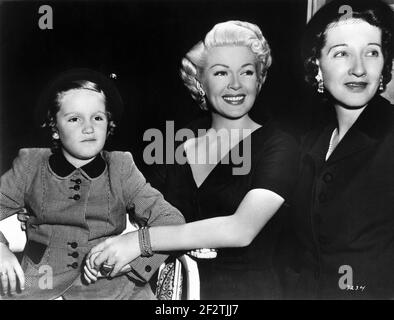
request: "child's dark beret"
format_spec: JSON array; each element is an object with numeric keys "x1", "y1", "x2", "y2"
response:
[{"x1": 35, "y1": 68, "x2": 124, "y2": 126}]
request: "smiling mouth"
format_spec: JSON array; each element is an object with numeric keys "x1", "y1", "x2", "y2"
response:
[
  {"x1": 222, "y1": 94, "x2": 246, "y2": 105},
  {"x1": 345, "y1": 82, "x2": 368, "y2": 91}
]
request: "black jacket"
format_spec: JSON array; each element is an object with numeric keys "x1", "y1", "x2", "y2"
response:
[{"x1": 288, "y1": 95, "x2": 394, "y2": 299}]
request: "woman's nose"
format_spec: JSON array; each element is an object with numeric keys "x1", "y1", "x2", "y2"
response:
[
  {"x1": 349, "y1": 56, "x2": 366, "y2": 77},
  {"x1": 228, "y1": 74, "x2": 242, "y2": 90}
]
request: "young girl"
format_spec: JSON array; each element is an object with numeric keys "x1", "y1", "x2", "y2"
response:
[{"x1": 0, "y1": 68, "x2": 184, "y2": 300}]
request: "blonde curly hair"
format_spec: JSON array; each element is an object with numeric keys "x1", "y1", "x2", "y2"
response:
[{"x1": 180, "y1": 20, "x2": 272, "y2": 110}]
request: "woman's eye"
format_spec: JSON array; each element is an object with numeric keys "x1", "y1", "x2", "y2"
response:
[
  {"x1": 333, "y1": 51, "x2": 348, "y2": 58},
  {"x1": 242, "y1": 70, "x2": 255, "y2": 76},
  {"x1": 68, "y1": 117, "x2": 79, "y2": 123},
  {"x1": 94, "y1": 115, "x2": 104, "y2": 121},
  {"x1": 366, "y1": 50, "x2": 380, "y2": 57},
  {"x1": 213, "y1": 71, "x2": 227, "y2": 76}
]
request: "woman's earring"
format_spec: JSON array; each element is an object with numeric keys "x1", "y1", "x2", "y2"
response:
[
  {"x1": 52, "y1": 132, "x2": 59, "y2": 140},
  {"x1": 379, "y1": 76, "x2": 384, "y2": 92},
  {"x1": 196, "y1": 81, "x2": 207, "y2": 109},
  {"x1": 316, "y1": 74, "x2": 324, "y2": 94},
  {"x1": 197, "y1": 82, "x2": 205, "y2": 98}
]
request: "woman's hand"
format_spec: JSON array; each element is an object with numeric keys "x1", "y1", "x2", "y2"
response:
[
  {"x1": 0, "y1": 243, "x2": 25, "y2": 295},
  {"x1": 86, "y1": 231, "x2": 141, "y2": 278}
]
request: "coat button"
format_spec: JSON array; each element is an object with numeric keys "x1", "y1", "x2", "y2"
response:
[
  {"x1": 68, "y1": 242, "x2": 78, "y2": 249},
  {"x1": 145, "y1": 265, "x2": 152, "y2": 273},
  {"x1": 72, "y1": 178, "x2": 82, "y2": 184},
  {"x1": 73, "y1": 194, "x2": 80, "y2": 201},
  {"x1": 67, "y1": 262, "x2": 78, "y2": 269},
  {"x1": 68, "y1": 252, "x2": 79, "y2": 258},
  {"x1": 73, "y1": 185, "x2": 80, "y2": 191},
  {"x1": 323, "y1": 172, "x2": 333, "y2": 183}
]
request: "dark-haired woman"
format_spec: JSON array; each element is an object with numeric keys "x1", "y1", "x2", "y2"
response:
[{"x1": 287, "y1": 0, "x2": 394, "y2": 299}]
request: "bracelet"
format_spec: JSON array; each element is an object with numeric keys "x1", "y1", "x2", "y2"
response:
[{"x1": 138, "y1": 227, "x2": 153, "y2": 257}]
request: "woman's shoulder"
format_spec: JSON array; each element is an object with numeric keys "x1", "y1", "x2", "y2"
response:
[
  {"x1": 379, "y1": 97, "x2": 394, "y2": 121},
  {"x1": 247, "y1": 121, "x2": 300, "y2": 171},
  {"x1": 252, "y1": 120, "x2": 299, "y2": 149},
  {"x1": 374, "y1": 97, "x2": 394, "y2": 139}
]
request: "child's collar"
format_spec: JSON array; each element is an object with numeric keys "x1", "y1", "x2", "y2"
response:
[{"x1": 49, "y1": 151, "x2": 106, "y2": 179}]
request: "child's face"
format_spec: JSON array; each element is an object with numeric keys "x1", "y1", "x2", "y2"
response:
[{"x1": 55, "y1": 89, "x2": 108, "y2": 167}]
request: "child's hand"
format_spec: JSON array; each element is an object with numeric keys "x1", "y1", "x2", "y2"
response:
[
  {"x1": 83, "y1": 251, "x2": 103, "y2": 284},
  {"x1": 84, "y1": 249, "x2": 134, "y2": 283},
  {"x1": 17, "y1": 208, "x2": 29, "y2": 231},
  {"x1": 0, "y1": 243, "x2": 25, "y2": 295},
  {"x1": 87, "y1": 231, "x2": 141, "y2": 278}
]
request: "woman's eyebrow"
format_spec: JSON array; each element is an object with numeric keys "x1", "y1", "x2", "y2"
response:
[
  {"x1": 327, "y1": 44, "x2": 347, "y2": 54},
  {"x1": 327, "y1": 42, "x2": 382, "y2": 54},
  {"x1": 209, "y1": 64, "x2": 229, "y2": 69},
  {"x1": 368, "y1": 42, "x2": 382, "y2": 47}
]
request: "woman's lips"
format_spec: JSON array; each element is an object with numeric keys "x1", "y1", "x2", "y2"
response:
[
  {"x1": 345, "y1": 82, "x2": 368, "y2": 92},
  {"x1": 222, "y1": 94, "x2": 246, "y2": 105}
]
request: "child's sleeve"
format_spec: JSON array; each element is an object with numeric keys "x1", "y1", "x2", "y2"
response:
[
  {"x1": 0, "y1": 149, "x2": 30, "y2": 246},
  {"x1": 120, "y1": 152, "x2": 185, "y2": 283}
]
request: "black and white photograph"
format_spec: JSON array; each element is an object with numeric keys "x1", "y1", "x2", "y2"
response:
[{"x1": 0, "y1": 0, "x2": 394, "y2": 305}]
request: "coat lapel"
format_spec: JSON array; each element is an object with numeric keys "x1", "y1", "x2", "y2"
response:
[
  {"x1": 326, "y1": 126, "x2": 376, "y2": 165},
  {"x1": 306, "y1": 96, "x2": 392, "y2": 166}
]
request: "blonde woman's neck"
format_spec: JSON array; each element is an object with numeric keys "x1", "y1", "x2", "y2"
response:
[{"x1": 210, "y1": 114, "x2": 261, "y2": 132}]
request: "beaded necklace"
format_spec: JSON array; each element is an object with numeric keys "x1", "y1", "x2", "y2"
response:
[{"x1": 325, "y1": 128, "x2": 339, "y2": 161}]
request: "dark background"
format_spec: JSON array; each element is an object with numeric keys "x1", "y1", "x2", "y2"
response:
[{"x1": 0, "y1": 0, "x2": 309, "y2": 174}]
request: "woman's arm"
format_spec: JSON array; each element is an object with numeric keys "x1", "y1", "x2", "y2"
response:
[
  {"x1": 88, "y1": 188, "x2": 284, "y2": 276},
  {"x1": 150, "y1": 188, "x2": 283, "y2": 250}
]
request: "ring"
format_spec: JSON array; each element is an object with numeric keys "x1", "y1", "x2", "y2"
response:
[{"x1": 100, "y1": 263, "x2": 114, "y2": 277}]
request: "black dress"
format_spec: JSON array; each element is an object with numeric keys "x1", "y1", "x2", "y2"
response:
[{"x1": 161, "y1": 120, "x2": 299, "y2": 299}]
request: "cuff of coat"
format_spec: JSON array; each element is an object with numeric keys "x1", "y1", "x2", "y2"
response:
[
  {"x1": 0, "y1": 232, "x2": 9, "y2": 247},
  {"x1": 127, "y1": 253, "x2": 168, "y2": 283}
]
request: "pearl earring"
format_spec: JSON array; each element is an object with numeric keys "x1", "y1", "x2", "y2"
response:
[
  {"x1": 317, "y1": 77, "x2": 324, "y2": 94},
  {"x1": 52, "y1": 132, "x2": 59, "y2": 140},
  {"x1": 379, "y1": 76, "x2": 384, "y2": 92}
]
